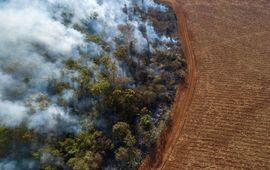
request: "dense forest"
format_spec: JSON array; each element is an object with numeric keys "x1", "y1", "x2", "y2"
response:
[{"x1": 0, "y1": 0, "x2": 186, "y2": 169}]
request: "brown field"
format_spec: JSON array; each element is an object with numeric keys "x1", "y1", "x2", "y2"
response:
[{"x1": 140, "y1": 0, "x2": 270, "y2": 169}]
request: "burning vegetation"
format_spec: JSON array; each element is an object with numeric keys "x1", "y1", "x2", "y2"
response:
[{"x1": 0, "y1": 0, "x2": 185, "y2": 169}]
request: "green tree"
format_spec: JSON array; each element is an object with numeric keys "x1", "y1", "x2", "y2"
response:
[
  {"x1": 115, "y1": 147, "x2": 129, "y2": 162},
  {"x1": 53, "y1": 82, "x2": 69, "y2": 94},
  {"x1": 67, "y1": 151, "x2": 102, "y2": 170},
  {"x1": 140, "y1": 114, "x2": 152, "y2": 130},
  {"x1": 65, "y1": 58, "x2": 80, "y2": 70},
  {"x1": 112, "y1": 122, "x2": 135, "y2": 147},
  {"x1": 41, "y1": 130, "x2": 112, "y2": 170},
  {"x1": 89, "y1": 79, "x2": 111, "y2": 96},
  {"x1": 114, "y1": 146, "x2": 142, "y2": 169},
  {"x1": 113, "y1": 46, "x2": 128, "y2": 60}
]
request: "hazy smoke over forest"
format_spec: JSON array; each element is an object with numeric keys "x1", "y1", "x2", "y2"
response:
[
  {"x1": 0, "y1": 0, "x2": 175, "y2": 168},
  {"x1": 0, "y1": 0, "x2": 167, "y2": 131}
]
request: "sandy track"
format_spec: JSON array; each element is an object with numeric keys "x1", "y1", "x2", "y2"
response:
[{"x1": 141, "y1": 0, "x2": 270, "y2": 169}]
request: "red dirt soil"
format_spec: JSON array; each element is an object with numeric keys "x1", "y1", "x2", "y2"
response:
[{"x1": 140, "y1": 0, "x2": 270, "y2": 169}]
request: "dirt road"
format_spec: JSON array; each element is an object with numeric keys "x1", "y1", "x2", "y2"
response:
[{"x1": 140, "y1": 0, "x2": 270, "y2": 169}]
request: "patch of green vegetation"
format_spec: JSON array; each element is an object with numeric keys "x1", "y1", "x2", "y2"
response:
[{"x1": 38, "y1": 129, "x2": 112, "y2": 170}]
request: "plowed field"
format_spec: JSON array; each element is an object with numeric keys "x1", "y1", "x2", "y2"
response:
[{"x1": 141, "y1": 0, "x2": 270, "y2": 169}]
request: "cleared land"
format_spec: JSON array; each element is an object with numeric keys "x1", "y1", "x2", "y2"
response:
[
  {"x1": 141, "y1": 0, "x2": 270, "y2": 169},
  {"x1": 164, "y1": 0, "x2": 270, "y2": 169}
]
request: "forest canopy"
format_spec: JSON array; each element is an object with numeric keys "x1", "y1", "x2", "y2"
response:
[{"x1": 0, "y1": 0, "x2": 186, "y2": 169}]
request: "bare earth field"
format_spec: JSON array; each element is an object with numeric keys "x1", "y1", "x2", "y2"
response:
[{"x1": 141, "y1": 0, "x2": 270, "y2": 169}]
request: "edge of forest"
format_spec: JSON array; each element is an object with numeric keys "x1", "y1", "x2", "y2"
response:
[{"x1": 139, "y1": 1, "x2": 198, "y2": 169}]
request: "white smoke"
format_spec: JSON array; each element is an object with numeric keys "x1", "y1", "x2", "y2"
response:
[
  {"x1": 144, "y1": 0, "x2": 168, "y2": 12},
  {"x1": 0, "y1": 0, "x2": 84, "y2": 132},
  {"x1": 0, "y1": 0, "x2": 171, "y2": 133},
  {"x1": 0, "y1": 0, "x2": 175, "y2": 168},
  {"x1": 0, "y1": 100, "x2": 27, "y2": 128},
  {"x1": 0, "y1": 8, "x2": 83, "y2": 54},
  {"x1": 28, "y1": 105, "x2": 79, "y2": 133},
  {"x1": 0, "y1": 159, "x2": 17, "y2": 170},
  {"x1": 0, "y1": 159, "x2": 36, "y2": 170}
]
